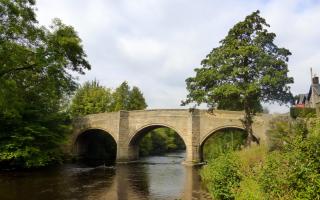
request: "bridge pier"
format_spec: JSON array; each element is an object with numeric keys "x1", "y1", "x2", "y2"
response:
[
  {"x1": 116, "y1": 145, "x2": 139, "y2": 163},
  {"x1": 116, "y1": 111, "x2": 132, "y2": 163},
  {"x1": 183, "y1": 109, "x2": 202, "y2": 166},
  {"x1": 182, "y1": 146, "x2": 201, "y2": 166}
]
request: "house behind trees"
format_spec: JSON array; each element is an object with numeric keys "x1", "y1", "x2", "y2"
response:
[{"x1": 295, "y1": 69, "x2": 320, "y2": 116}]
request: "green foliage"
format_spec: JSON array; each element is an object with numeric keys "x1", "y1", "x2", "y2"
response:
[
  {"x1": 258, "y1": 151, "x2": 293, "y2": 199},
  {"x1": 217, "y1": 97, "x2": 263, "y2": 112},
  {"x1": 259, "y1": 118, "x2": 320, "y2": 199},
  {"x1": 202, "y1": 118, "x2": 320, "y2": 200},
  {"x1": 266, "y1": 116, "x2": 309, "y2": 151},
  {"x1": 112, "y1": 81, "x2": 131, "y2": 111},
  {"x1": 0, "y1": 114, "x2": 70, "y2": 168},
  {"x1": 139, "y1": 134, "x2": 153, "y2": 156},
  {"x1": 301, "y1": 120, "x2": 320, "y2": 196},
  {"x1": 201, "y1": 146, "x2": 268, "y2": 200},
  {"x1": 234, "y1": 178, "x2": 265, "y2": 200},
  {"x1": 128, "y1": 86, "x2": 148, "y2": 111},
  {"x1": 183, "y1": 10, "x2": 293, "y2": 144},
  {"x1": 201, "y1": 152, "x2": 241, "y2": 200},
  {"x1": 203, "y1": 129, "x2": 247, "y2": 160},
  {"x1": 290, "y1": 107, "x2": 316, "y2": 119},
  {"x1": 0, "y1": 0, "x2": 90, "y2": 168},
  {"x1": 111, "y1": 81, "x2": 147, "y2": 111},
  {"x1": 139, "y1": 128, "x2": 186, "y2": 156},
  {"x1": 70, "y1": 80, "x2": 112, "y2": 117},
  {"x1": 283, "y1": 125, "x2": 320, "y2": 199},
  {"x1": 69, "y1": 80, "x2": 147, "y2": 117},
  {"x1": 236, "y1": 145, "x2": 267, "y2": 177},
  {"x1": 150, "y1": 130, "x2": 168, "y2": 154},
  {"x1": 235, "y1": 147, "x2": 267, "y2": 200}
]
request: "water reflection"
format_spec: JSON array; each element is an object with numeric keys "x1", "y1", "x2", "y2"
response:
[{"x1": 0, "y1": 152, "x2": 211, "y2": 200}]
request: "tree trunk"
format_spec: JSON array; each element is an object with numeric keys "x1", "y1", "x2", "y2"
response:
[{"x1": 243, "y1": 101, "x2": 254, "y2": 146}]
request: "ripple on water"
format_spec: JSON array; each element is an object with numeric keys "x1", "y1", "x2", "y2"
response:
[{"x1": 0, "y1": 152, "x2": 212, "y2": 200}]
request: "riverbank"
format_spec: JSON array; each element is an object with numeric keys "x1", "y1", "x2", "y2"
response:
[{"x1": 201, "y1": 117, "x2": 320, "y2": 200}]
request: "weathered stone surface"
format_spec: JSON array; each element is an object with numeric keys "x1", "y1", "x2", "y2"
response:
[{"x1": 72, "y1": 109, "x2": 272, "y2": 165}]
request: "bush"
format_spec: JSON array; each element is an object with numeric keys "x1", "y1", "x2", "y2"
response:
[
  {"x1": 261, "y1": 119, "x2": 320, "y2": 199},
  {"x1": 202, "y1": 119, "x2": 320, "y2": 200},
  {"x1": 285, "y1": 128, "x2": 320, "y2": 199},
  {"x1": 203, "y1": 129, "x2": 247, "y2": 161},
  {"x1": 259, "y1": 151, "x2": 293, "y2": 199},
  {"x1": 201, "y1": 152, "x2": 241, "y2": 200},
  {"x1": 290, "y1": 107, "x2": 316, "y2": 119},
  {"x1": 234, "y1": 177, "x2": 265, "y2": 200},
  {"x1": 236, "y1": 145, "x2": 267, "y2": 176},
  {"x1": 234, "y1": 146, "x2": 267, "y2": 200}
]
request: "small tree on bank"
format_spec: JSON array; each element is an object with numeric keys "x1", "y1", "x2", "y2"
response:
[{"x1": 182, "y1": 10, "x2": 293, "y2": 145}]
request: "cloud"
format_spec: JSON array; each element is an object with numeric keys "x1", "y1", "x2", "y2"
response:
[
  {"x1": 117, "y1": 37, "x2": 166, "y2": 63},
  {"x1": 36, "y1": 0, "x2": 320, "y2": 113}
]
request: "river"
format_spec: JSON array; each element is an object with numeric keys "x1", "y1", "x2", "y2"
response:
[{"x1": 0, "y1": 152, "x2": 212, "y2": 200}]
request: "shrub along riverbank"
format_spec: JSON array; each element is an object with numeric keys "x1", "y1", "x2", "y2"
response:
[{"x1": 201, "y1": 117, "x2": 320, "y2": 200}]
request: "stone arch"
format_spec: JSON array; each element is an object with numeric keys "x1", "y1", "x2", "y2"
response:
[
  {"x1": 200, "y1": 125, "x2": 248, "y2": 146},
  {"x1": 127, "y1": 123, "x2": 187, "y2": 161},
  {"x1": 128, "y1": 123, "x2": 187, "y2": 146},
  {"x1": 73, "y1": 127, "x2": 117, "y2": 148},
  {"x1": 199, "y1": 125, "x2": 249, "y2": 161},
  {"x1": 74, "y1": 128, "x2": 117, "y2": 163}
]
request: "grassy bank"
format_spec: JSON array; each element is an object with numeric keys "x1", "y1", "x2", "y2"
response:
[{"x1": 201, "y1": 117, "x2": 320, "y2": 200}]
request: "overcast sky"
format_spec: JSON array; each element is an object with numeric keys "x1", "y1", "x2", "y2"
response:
[{"x1": 36, "y1": 0, "x2": 320, "y2": 113}]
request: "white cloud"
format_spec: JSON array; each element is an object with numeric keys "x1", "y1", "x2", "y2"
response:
[
  {"x1": 117, "y1": 37, "x2": 165, "y2": 62},
  {"x1": 36, "y1": 0, "x2": 320, "y2": 113}
]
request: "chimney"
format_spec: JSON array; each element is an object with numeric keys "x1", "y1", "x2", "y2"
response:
[{"x1": 313, "y1": 76, "x2": 319, "y2": 84}]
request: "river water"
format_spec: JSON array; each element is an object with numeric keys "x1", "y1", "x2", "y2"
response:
[{"x1": 0, "y1": 152, "x2": 212, "y2": 200}]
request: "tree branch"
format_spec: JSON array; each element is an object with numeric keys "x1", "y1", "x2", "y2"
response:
[{"x1": 0, "y1": 64, "x2": 36, "y2": 77}]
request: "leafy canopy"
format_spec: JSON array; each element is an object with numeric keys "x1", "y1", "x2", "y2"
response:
[
  {"x1": 70, "y1": 81, "x2": 148, "y2": 117},
  {"x1": 112, "y1": 81, "x2": 147, "y2": 111},
  {"x1": 183, "y1": 10, "x2": 293, "y2": 110},
  {"x1": 70, "y1": 80, "x2": 113, "y2": 117},
  {"x1": 182, "y1": 10, "x2": 293, "y2": 144},
  {"x1": 0, "y1": 0, "x2": 90, "y2": 168}
]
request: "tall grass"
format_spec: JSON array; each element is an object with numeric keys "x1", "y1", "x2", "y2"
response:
[
  {"x1": 201, "y1": 117, "x2": 320, "y2": 200},
  {"x1": 203, "y1": 129, "x2": 247, "y2": 161}
]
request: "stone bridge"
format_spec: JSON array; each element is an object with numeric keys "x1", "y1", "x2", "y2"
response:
[{"x1": 71, "y1": 109, "x2": 273, "y2": 165}]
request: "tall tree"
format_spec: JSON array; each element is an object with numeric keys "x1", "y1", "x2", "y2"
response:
[
  {"x1": 69, "y1": 80, "x2": 112, "y2": 117},
  {"x1": 111, "y1": 81, "x2": 147, "y2": 111},
  {"x1": 128, "y1": 86, "x2": 147, "y2": 110},
  {"x1": 182, "y1": 10, "x2": 293, "y2": 145},
  {"x1": 112, "y1": 81, "x2": 131, "y2": 111},
  {"x1": 0, "y1": 0, "x2": 90, "y2": 168}
]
